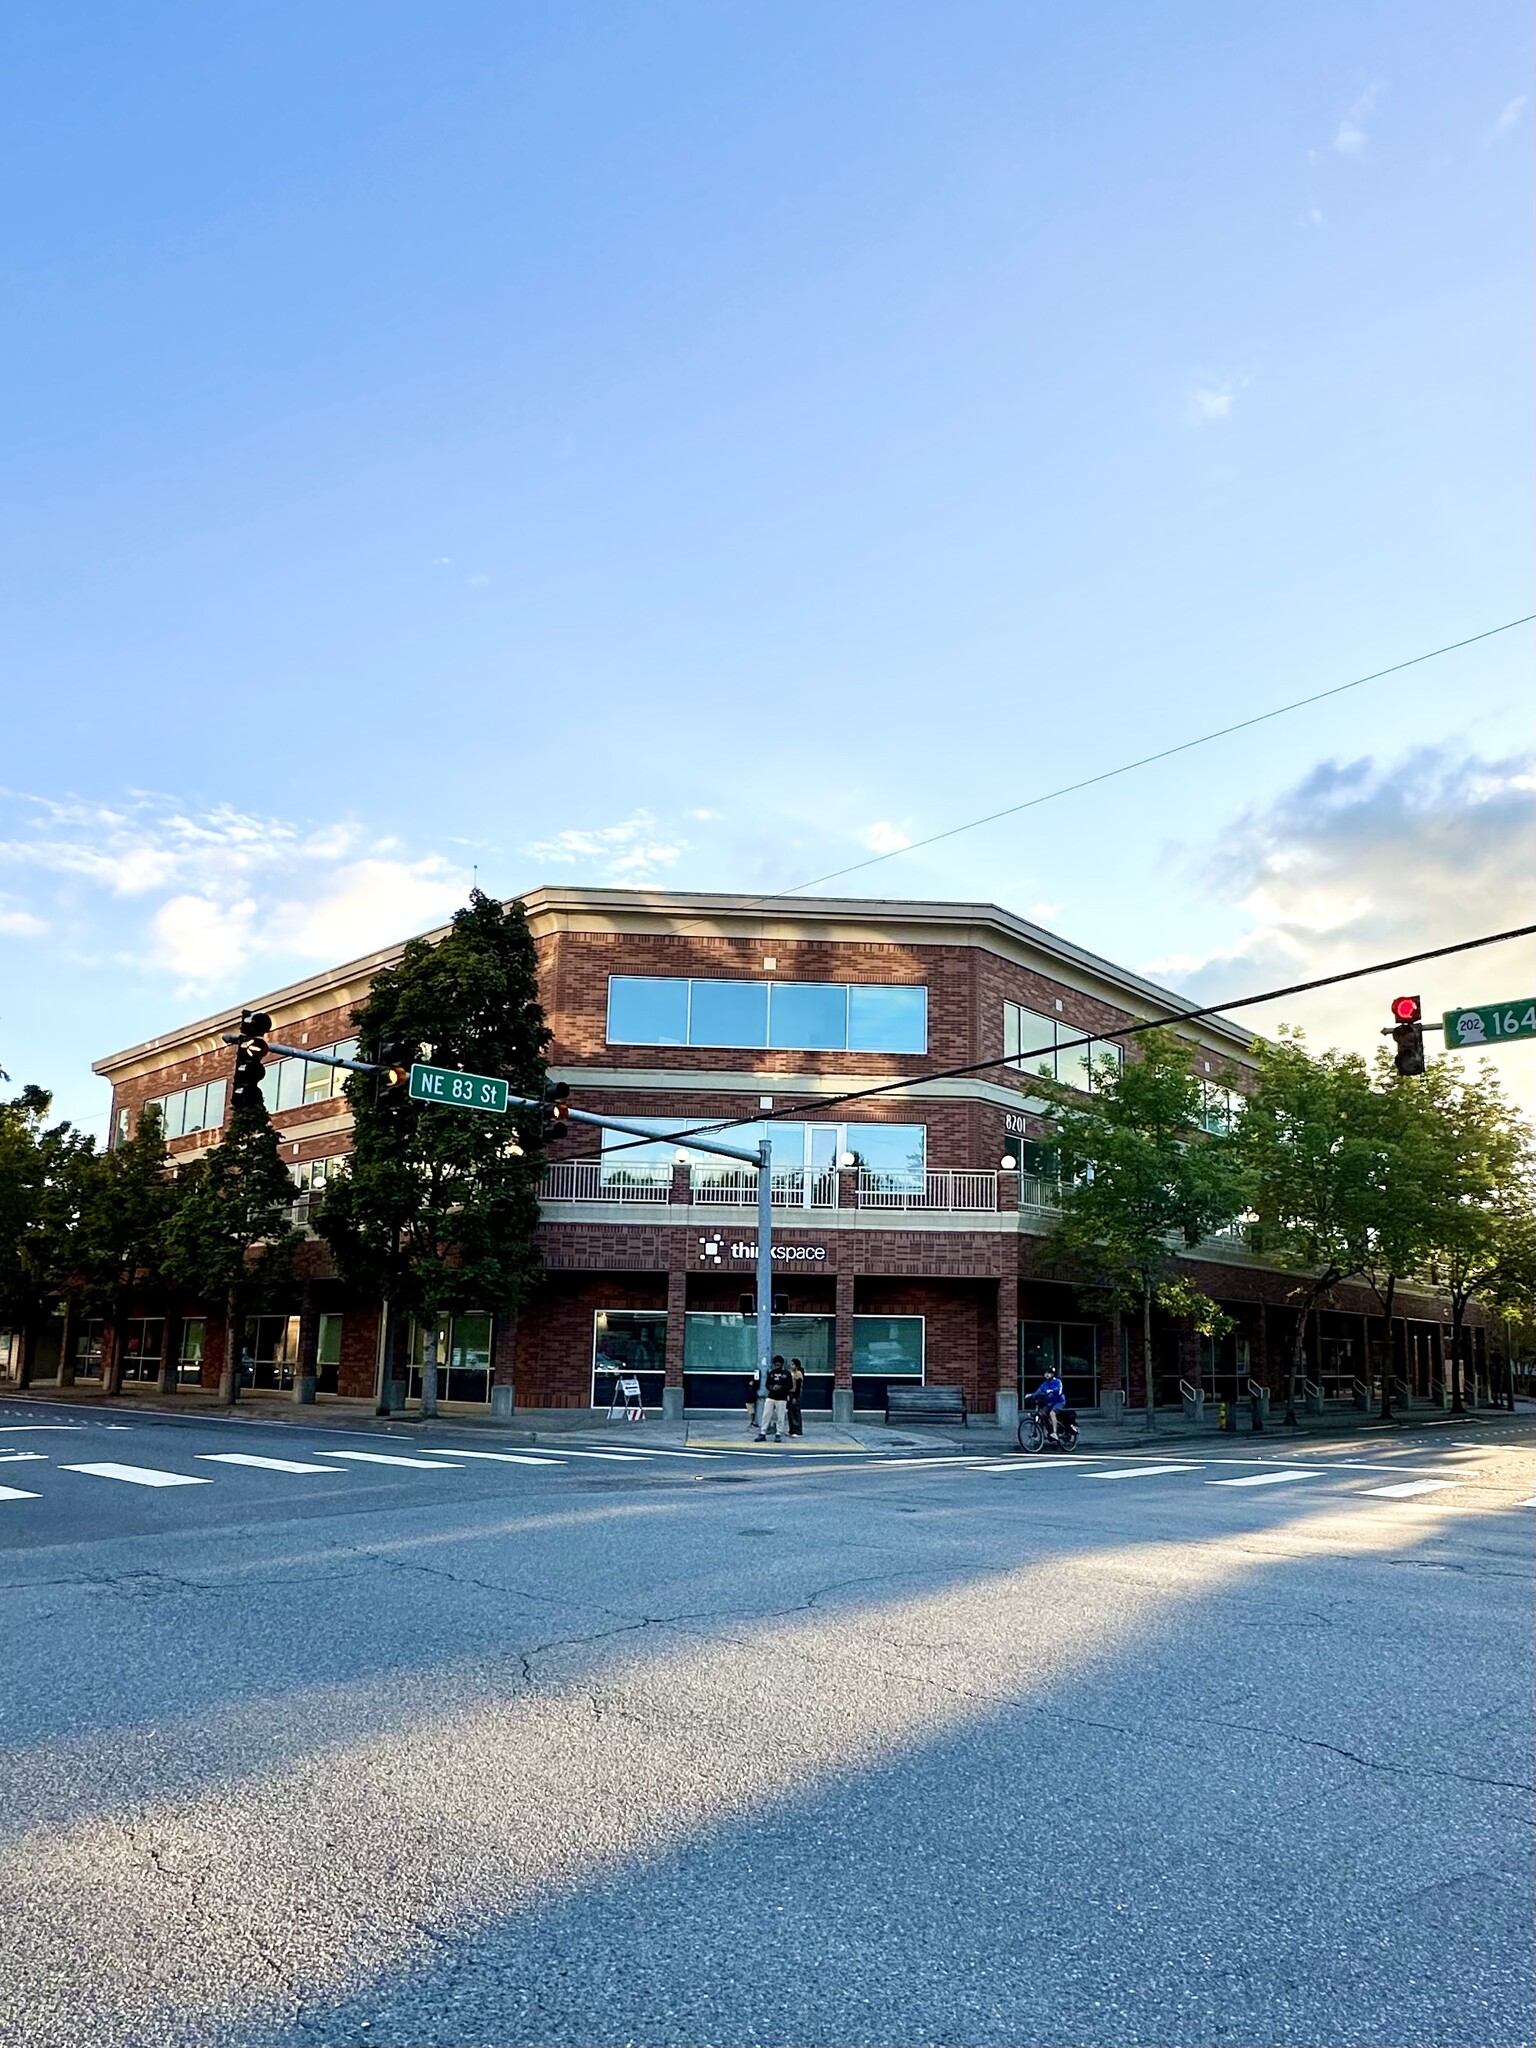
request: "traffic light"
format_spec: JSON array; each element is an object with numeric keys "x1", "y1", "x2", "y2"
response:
[
  {"x1": 539, "y1": 1080, "x2": 571, "y2": 1142},
  {"x1": 375, "y1": 1042, "x2": 412, "y2": 1101},
  {"x1": 229, "y1": 1009, "x2": 272, "y2": 1111},
  {"x1": 1390, "y1": 995, "x2": 1426, "y2": 1077}
]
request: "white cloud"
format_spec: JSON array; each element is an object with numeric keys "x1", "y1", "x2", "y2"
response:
[
  {"x1": 1188, "y1": 374, "x2": 1250, "y2": 424},
  {"x1": 524, "y1": 811, "x2": 686, "y2": 883},
  {"x1": 860, "y1": 821, "x2": 912, "y2": 855},
  {"x1": 1143, "y1": 746, "x2": 1536, "y2": 1107},
  {"x1": 1488, "y1": 94, "x2": 1527, "y2": 142},
  {"x1": 0, "y1": 788, "x2": 476, "y2": 997},
  {"x1": 1333, "y1": 81, "x2": 1385, "y2": 156}
]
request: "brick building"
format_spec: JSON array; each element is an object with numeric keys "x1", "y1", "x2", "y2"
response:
[{"x1": 75, "y1": 887, "x2": 1479, "y2": 1420}]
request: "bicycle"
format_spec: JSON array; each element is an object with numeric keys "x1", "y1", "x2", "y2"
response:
[{"x1": 1019, "y1": 1394, "x2": 1080, "y2": 1453}]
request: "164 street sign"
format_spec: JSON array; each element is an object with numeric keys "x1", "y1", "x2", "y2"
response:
[
  {"x1": 408, "y1": 1063, "x2": 509, "y2": 1113},
  {"x1": 1443, "y1": 1000, "x2": 1536, "y2": 1050}
]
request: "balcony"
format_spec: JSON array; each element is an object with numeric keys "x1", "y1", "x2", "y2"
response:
[{"x1": 537, "y1": 1162, "x2": 1067, "y2": 1217}]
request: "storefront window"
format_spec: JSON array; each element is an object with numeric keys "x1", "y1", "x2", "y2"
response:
[
  {"x1": 607, "y1": 978, "x2": 927, "y2": 1053},
  {"x1": 1021, "y1": 1321, "x2": 1099, "y2": 1410},
  {"x1": 241, "y1": 1314, "x2": 300, "y2": 1390},
  {"x1": 592, "y1": 1309, "x2": 668, "y2": 1409},
  {"x1": 179, "y1": 1319, "x2": 206, "y2": 1385},
  {"x1": 119, "y1": 1318, "x2": 165, "y2": 1383},
  {"x1": 406, "y1": 1312, "x2": 493, "y2": 1404},
  {"x1": 682, "y1": 1312, "x2": 834, "y2": 1409}
]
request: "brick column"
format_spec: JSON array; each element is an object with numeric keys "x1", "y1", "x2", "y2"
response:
[
  {"x1": 832, "y1": 1267, "x2": 855, "y2": 1424},
  {"x1": 1099, "y1": 1311, "x2": 1125, "y2": 1424},
  {"x1": 669, "y1": 1163, "x2": 692, "y2": 1206},
  {"x1": 995, "y1": 1269, "x2": 1019, "y2": 1434},
  {"x1": 662, "y1": 1265, "x2": 688, "y2": 1420}
]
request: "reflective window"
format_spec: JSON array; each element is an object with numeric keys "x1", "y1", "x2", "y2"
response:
[
  {"x1": 852, "y1": 1316, "x2": 924, "y2": 1379},
  {"x1": 1004, "y1": 1001, "x2": 1123, "y2": 1093},
  {"x1": 1022, "y1": 1321, "x2": 1099, "y2": 1410},
  {"x1": 600, "y1": 1118, "x2": 925, "y2": 1190},
  {"x1": 608, "y1": 976, "x2": 927, "y2": 1052},
  {"x1": 849, "y1": 983, "x2": 927, "y2": 1053},
  {"x1": 689, "y1": 979, "x2": 768, "y2": 1048},
  {"x1": 260, "y1": 1040, "x2": 353, "y2": 1116},
  {"x1": 768, "y1": 982, "x2": 847, "y2": 1051},
  {"x1": 607, "y1": 977, "x2": 691, "y2": 1045},
  {"x1": 593, "y1": 1308, "x2": 669, "y2": 1409}
]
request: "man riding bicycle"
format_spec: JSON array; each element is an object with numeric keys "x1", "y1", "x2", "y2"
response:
[{"x1": 1026, "y1": 1369, "x2": 1067, "y2": 1442}]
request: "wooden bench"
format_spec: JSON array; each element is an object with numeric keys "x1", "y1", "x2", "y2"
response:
[{"x1": 886, "y1": 1384, "x2": 967, "y2": 1427}]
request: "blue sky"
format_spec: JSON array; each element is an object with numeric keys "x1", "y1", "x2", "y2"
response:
[{"x1": 1, "y1": 1, "x2": 1531, "y2": 1133}]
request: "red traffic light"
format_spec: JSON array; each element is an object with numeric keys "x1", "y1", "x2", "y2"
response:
[{"x1": 1390, "y1": 995, "x2": 1421, "y2": 1024}]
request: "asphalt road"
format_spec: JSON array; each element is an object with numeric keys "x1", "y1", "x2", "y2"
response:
[{"x1": 2, "y1": 1397, "x2": 1532, "y2": 2048}]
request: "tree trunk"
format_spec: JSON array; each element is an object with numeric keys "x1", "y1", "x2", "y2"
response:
[
  {"x1": 1448, "y1": 1298, "x2": 1467, "y2": 1415},
  {"x1": 14, "y1": 1313, "x2": 34, "y2": 1388},
  {"x1": 218, "y1": 1287, "x2": 242, "y2": 1405},
  {"x1": 1141, "y1": 1281, "x2": 1156, "y2": 1432},
  {"x1": 1284, "y1": 1305, "x2": 1309, "y2": 1428},
  {"x1": 103, "y1": 1288, "x2": 128, "y2": 1398},
  {"x1": 420, "y1": 1317, "x2": 440, "y2": 1419},
  {"x1": 56, "y1": 1295, "x2": 76, "y2": 1387},
  {"x1": 158, "y1": 1308, "x2": 182, "y2": 1396},
  {"x1": 294, "y1": 1280, "x2": 318, "y2": 1405},
  {"x1": 1376, "y1": 1276, "x2": 1396, "y2": 1421}
]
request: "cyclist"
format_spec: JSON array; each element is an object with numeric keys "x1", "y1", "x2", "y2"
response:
[{"x1": 1026, "y1": 1367, "x2": 1067, "y2": 1442}]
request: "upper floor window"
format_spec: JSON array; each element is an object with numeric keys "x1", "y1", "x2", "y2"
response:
[
  {"x1": 1003, "y1": 1002, "x2": 1123, "y2": 1093},
  {"x1": 260, "y1": 1039, "x2": 358, "y2": 1115},
  {"x1": 607, "y1": 978, "x2": 927, "y2": 1054},
  {"x1": 144, "y1": 1078, "x2": 227, "y2": 1141}
]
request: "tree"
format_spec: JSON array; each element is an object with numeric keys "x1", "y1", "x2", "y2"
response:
[
  {"x1": 1237, "y1": 1034, "x2": 1390, "y2": 1426},
  {"x1": 317, "y1": 891, "x2": 551, "y2": 1417},
  {"x1": 162, "y1": 1103, "x2": 297, "y2": 1403},
  {"x1": 74, "y1": 1105, "x2": 175, "y2": 1395},
  {"x1": 1411, "y1": 1061, "x2": 1536, "y2": 1416},
  {"x1": 1357, "y1": 1057, "x2": 1449, "y2": 1420},
  {"x1": 1042, "y1": 1031, "x2": 1245, "y2": 1430},
  {"x1": 0, "y1": 1086, "x2": 94, "y2": 1383}
]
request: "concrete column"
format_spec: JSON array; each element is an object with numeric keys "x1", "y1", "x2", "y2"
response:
[
  {"x1": 832, "y1": 1268, "x2": 855, "y2": 1423},
  {"x1": 995, "y1": 1269, "x2": 1019, "y2": 1436},
  {"x1": 662, "y1": 1266, "x2": 687, "y2": 1420},
  {"x1": 1100, "y1": 1312, "x2": 1125, "y2": 1423}
]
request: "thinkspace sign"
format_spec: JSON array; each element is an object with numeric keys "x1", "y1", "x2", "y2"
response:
[{"x1": 696, "y1": 1235, "x2": 827, "y2": 1266}]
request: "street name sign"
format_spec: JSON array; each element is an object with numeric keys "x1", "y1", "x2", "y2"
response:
[
  {"x1": 408, "y1": 1063, "x2": 509, "y2": 1112},
  {"x1": 1443, "y1": 1000, "x2": 1536, "y2": 1051}
]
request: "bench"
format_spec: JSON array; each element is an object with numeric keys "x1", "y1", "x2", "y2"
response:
[{"x1": 886, "y1": 1385, "x2": 967, "y2": 1427}]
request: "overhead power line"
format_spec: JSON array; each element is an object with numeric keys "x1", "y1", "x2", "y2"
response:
[
  {"x1": 770, "y1": 614, "x2": 1536, "y2": 899},
  {"x1": 566, "y1": 920, "x2": 1536, "y2": 1165}
]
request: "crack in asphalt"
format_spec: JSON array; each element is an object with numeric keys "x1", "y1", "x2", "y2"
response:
[{"x1": 1206, "y1": 1718, "x2": 1534, "y2": 1795}]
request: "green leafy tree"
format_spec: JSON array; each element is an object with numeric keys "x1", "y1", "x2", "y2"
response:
[
  {"x1": 163, "y1": 1103, "x2": 297, "y2": 1403},
  {"x1": 317, "y1": 891, "x2": 551, "y2": 1416},
  {"x1": 1412, "y1": 1061, "x2": 1536, "y2": 1415},
  {"x1": 1042, "y1": 1031, "x2": 1245, "y2": 1430},
  {"x1": 0, "y1": 1086, "x2": 95, "y2": 1383},
  {"x1": 74, "y1": 1105, "x2": 176, "y2": 1395},
  {"x1": 1356, "y1": 1056, "x2": 1451, "y2": 1420},
  {"x1": 1237, "y1": 1034, "x2": 1391, "y2": 1425}
]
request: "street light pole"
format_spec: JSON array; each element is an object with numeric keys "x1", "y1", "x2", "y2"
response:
[{"x1": 756, "y1": 1139, "x2": 773, "y2": 1399}]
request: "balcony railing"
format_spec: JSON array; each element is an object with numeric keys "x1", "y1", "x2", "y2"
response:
[
  {"x1": 693, "y1": 1169, "x2": 840, "y2": 1208},
  {"x1": 539, "y1": 1161, "x2": 673, "y2": 1203},
  {"x1": 535, "y1": 1162, "x2": 1059, "y2": 1216},
  {"x1": 856, "y1": 1169, "x2": 996, "y2": 1211}
]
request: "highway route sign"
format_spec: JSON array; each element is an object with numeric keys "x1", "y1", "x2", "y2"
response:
[
  {"x1": 1443, "y1": 1000, "x2": 1536, "y2": 1050},
  {"x1": 408, "y1": 1063, "x2": 509, "y2": 1112}
]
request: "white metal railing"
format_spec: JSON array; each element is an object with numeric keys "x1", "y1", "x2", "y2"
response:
[
  {"x1": 540, "y1": 1160, "x2": 672, "y2": 1203},
  {"x1": 1016, "y1": 1174, "x2": 1062, "y2": 1212},
  {"x1": 692, "y1": 1169, "x2": 839, "y2": 1209},
  {"x1": 856, "y1": 1169, "x2": 997, "y2": 1212}
]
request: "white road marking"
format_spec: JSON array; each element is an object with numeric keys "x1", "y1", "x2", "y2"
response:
[
  {"x1": 0, "y1": 1451, "x2": 47, "y2": 1464},
  {"x1": 1085, "y1": 1465, "x2": 1199, "y2": 1481},
  {"x1": 0, "y1": 1485, "x2": 40, "y2": 1501},
  {"x1": 973, "y1": 1461, "x2": 1080, "y2": 1473},
  {"x1": 0, "y1": 1424, "x2": 82, "y2": 1431},
  {"x1": 548, "y1": 1449, "x2": 656, "y2": 1463},
  {"x1": 1359, "y1": 1479, "x2": 1458, "y2": 1499},
  {"x1": 61, "y1": 1463, "x2": 210, "y2": 1488},
  {"x1": 197, "y1": 1454, "x2": 343, "y2": 1475},
  {"x1": 316, "y1": 1451, "x2": 462, "y2": 1470},
  {"x1": 1207, "y1": 1471, "x2": 1322, "y2": 1488},
  {"x1": 416, "y1": 1450, "x2": 568, "y2": 1466}
]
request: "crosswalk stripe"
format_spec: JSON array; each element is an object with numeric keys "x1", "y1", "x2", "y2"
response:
[
  {"x1": 972, "y1": 1460, "x2": 1077, "y2": 1473},
  {"x1": 1084, "y1": 1465, "x2": 1198, "y2": 1481},
  {"x1": 550, "y1": 1449, "x2": 655, "y2": 1462},
  {"x1": 0, "y1": 1485, "x2": 40, "y2": 1501},
  {"x1": 1359, "y1": 1479, "x2": 1458, "y2": 1499},
  {"x1": 1208, "y1": 1471, "x2": 1322, "y2": 1489},
  {"x1": 416, "y1": 1450, "x2": 567, "y2": 1466},
  {"x1": 316, "y1": 1451, "x2": 462, "y2": 1470},
  {"x1": 197, "y1": 1454, "x2": 342, "y2": 1475},
  {"x1": 61, "y1": 1463, "x2": 210, "y2": 1488}
]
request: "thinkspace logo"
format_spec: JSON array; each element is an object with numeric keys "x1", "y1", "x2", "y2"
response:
[{"x1": 695, "y1": 1237, "x2": 828, "y2": 1264}]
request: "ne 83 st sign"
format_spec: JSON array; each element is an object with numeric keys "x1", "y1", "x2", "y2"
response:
[
  {"x1": 1443, "y1": 1001, "x2": 1536, "y2": 1051},
  {"x1": 408, "y1": 1063, "x2": 509, "y2": 1113}
]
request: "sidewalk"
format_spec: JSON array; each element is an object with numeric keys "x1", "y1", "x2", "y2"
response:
[{"x1": 3, "y1": 1380, "x2": 1528, "y2": 1455}]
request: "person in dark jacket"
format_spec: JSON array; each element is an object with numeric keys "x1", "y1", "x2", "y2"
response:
[
  {"x1": 787, "y1": 1357, "x2": 805, "y2": 1437},
  {"x1": 743, "y1": 1368, "x2": 761, "y2": 1436},
  {"x1": 757, "y1": 1356, "x2": 793, "y2": 1441}
]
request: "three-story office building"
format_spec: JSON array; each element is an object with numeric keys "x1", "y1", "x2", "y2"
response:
[{"x1": 86, "y1": 887, "x2": 1475, "y2": 1419}]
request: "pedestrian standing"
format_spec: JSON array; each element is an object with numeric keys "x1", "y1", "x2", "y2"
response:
[
  {"x1": 787, "y1": 1356, "x2": 805, "y2": 1437},
  {"x1": 757, "y1": 1355, "x2": 793, "y2": 1441},
  {"x1": 743, "y1": 1366, "x2": 761, "y2": 1437}
]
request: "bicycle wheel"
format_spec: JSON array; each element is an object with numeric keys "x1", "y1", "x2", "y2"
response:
[{"x1": 1017, "y1": 1412, "x2": 1044, "y2": 1453}]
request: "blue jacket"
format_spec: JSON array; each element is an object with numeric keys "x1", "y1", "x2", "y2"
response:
[{"x1": 1029, "y1": 1374, "x2": 1066, "y2": 1411}]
